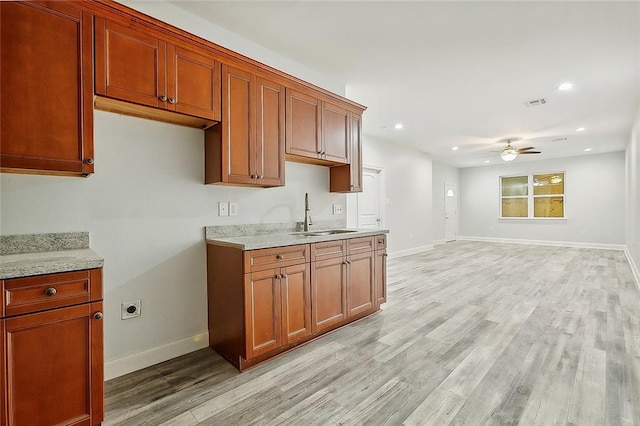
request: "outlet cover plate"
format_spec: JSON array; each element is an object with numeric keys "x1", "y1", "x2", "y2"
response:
[
  {"x1": 218, "y1": 202, "x2": 229, "y2": 217},
  {"x1": 229, "y1": 202, "x2": 238, "y2": 216},
  {"x1": 121, "y1": 300, "x2": 141, "y2": 320},
  {"x1": 332, "y1": 204, "x2": 344, "y2": 215}
]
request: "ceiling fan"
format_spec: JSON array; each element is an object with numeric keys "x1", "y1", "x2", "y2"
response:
[{"x1": 498, "y1": 138, "x2": 541, "y2": 162}]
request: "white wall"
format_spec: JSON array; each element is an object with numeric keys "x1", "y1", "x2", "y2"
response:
[
  {"x1": 346, "y1": 135, "x2": 433, "y2": 257},
  {"x1": 459, "y1": 151, "x2": 626, "y2": 247},
  {"x1": 432, "y1": 161, "x2": 459, "y2": 244},
  {"x1": 626, "y1": 108, "x2": 640, "y2": 284},
  {"x1": 0, "y1": 111, "x2": 345, "y2": 378}
]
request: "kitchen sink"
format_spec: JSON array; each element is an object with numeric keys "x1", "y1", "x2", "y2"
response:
[{"x1": 293, "y1": 229, "x2": 357, "y2": 237}]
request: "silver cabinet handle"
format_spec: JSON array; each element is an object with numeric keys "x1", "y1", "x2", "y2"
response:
[
  {"x1": 94, "y1": 312, "x2": 104, "y2": 320},
  {"x1": 168, "y1": 97, "x2": 176, "y2": 104},
  {"x1": 44, "y1": 287, "x2": 57, "y2": 296},
  {"x1": 159, "y1": 95, "x2": 167, "y2": 102}
]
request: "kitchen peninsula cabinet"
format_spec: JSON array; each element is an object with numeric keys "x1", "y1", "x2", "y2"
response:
[
  {"x1": 0, "y1": 268, "x2": 104, "y2": 426},
  {"x1": 286, "y1": 89, "x2": 350, "y2": 165},
  {"x1": 0, "y1": 1, "x2": 94, "y2": 176},
  {"x1": 206, "y1": 230, "x2": 386, "y2": 371},
  {"x1": 95, "y1": 17, "x2": 221, "y2": 128},
  {"x1": 205, "y1": 64, "x2": 285, "y2": 187}
]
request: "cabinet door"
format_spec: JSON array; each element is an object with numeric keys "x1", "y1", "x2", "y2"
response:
[
  {"x1": 221, "y1": 64, "x2": 255, "y2": 185},
  {"x1": 167, "y1": 45, "x2": 220, "y2": 122},
  {"x1": 349, "y1": 112, "x2": 363, "y2": 191},
  {"x1": 322, "y1": 101, "x2": 349, "y2": 164},
  {"x1": 1, "y1": 1, "x2": 94, "y2": 175},
  {"x1": 4, "y1": 302, "x2": 103, "y2": 426},
  {"x1": 255, "y1": 77, "x2": 285, "y2": 186},
  {"x1": 312, "y1": 257, "x2": 347, "y2": 333},
  {"x1": 329, "y1": 110, "x2": 362, "y2": 192},
  {"x1": 347, "y1": 251, "x2": 375, "y2": 317},
  {"x1": 281, "y1": 263, "x2": 311, "y2": 345},
  {"x1": 244, "y1": 269, "x2": 282, "y2": 359},
  {"x1": 375, "y1": 250, "x2": 387, "y2": 306},
  {"x1": 285, "y1": 89, "x2": 322, "y2": 159},
  {"x1": 95, "y1": 17, "x2": 166, "y2": 109}
]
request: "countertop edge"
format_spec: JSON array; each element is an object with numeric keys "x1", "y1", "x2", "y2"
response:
[
  {"x1": 206, "y1": 229, "x2": 389, "y2": 251},
  {"x1": 0, "y1": 248, "x2": 105, "y2": 280}
]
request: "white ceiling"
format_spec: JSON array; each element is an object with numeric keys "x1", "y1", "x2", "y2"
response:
[{"x1": 167, "y1": 1, "x2": 640, "y2": 168}]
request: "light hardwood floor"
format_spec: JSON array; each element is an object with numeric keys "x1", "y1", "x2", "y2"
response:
[{"x1": 105, "y1": 241, "x2": 640, "y2": 425}]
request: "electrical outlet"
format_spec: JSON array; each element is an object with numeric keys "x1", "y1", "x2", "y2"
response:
[
  {"x1": 229, "y1": 202, "x2": 238, "y2": 216},
  {"x1": 121, "y1": 300, "x2": 141, "y2": 320},
  {"x1": 332, "y1": 204, "x2": 344, "y2": 215},
  {"x1": 218, "y1": 201, "x2": 229, "y2": 217}
]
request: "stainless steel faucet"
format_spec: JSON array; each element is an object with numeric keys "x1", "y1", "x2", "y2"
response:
[{"x1": 304, "y1": 193, "x2": 313, "y2": 231}]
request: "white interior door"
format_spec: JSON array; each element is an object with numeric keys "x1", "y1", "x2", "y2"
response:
[
  {"x1": 358, "y1": 168, "x2": 382, "y2": 229},
  {"x1": 444, "y1": 183, "x2": 457, "y2": 242}
]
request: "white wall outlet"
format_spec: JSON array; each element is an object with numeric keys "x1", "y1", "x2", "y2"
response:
[
  {"x1": 229, "y1": 202, "x2": 238, "y2": 216},
  {"x1": 121, "y1": 300, "x2": 141, "y2": 320},
  {"x1": 218, "y1": 201, "x2": 229, "y2": 216},
  {"x1": 332, "y1": 204, "x2": 344, "y2": 215}
]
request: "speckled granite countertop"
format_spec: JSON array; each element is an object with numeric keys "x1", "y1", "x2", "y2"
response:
[
  {"x1": 0, "y1": 249, "x2": 105, "y2": 279},
  {"x1": 0, "y1": 232, "x2": 104, "y2": 279},
  {"x1": 206, "y1": 228, "x2": 389, "y2": 250}
]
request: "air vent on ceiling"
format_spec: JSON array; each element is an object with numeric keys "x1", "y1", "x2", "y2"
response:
[
  {"x1": 552, "y1": 137, "x2": 568, "y2": 142},
  {"x1": 523, "y1": 98, "x2": 547, "y2": 108}
]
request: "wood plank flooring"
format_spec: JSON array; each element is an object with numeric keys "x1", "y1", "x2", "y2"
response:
[{"x1": 104, "y1": 241, "x2": 640, "y2": 425}]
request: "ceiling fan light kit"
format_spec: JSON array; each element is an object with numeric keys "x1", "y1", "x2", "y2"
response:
[
  {"x1": 501, "y1": 149, "x2": 519, "y2": 162},
  {"x1": 498, "y1": 138, "x2": 542, "y2": 162}
]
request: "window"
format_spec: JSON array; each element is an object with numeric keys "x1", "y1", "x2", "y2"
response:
[{"x1": 500, "y1": 172, "x2": 565, "y2": 218}]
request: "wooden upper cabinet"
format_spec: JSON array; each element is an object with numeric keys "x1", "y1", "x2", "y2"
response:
[
  {"x1": 0, "y1": 1, "x2": 94, "y2": 176},
  {"x1": 322, "y1": 101, "x2": 349, "y2": 163},
  {"x1": 95, "y1": 17, "x2": 220, "y2": 127},
  {"x1": 286, "y1": 88, "x2": 350, "y2": 165},
  {"x1": 330, "y1": 111, "x2": 363, "y2": 192},
  {"x1": 205, "y1": 63, "x2": 284, "y2": 187},
  {"x1": 286, "y1": 89, "x2": 322, "y2": 159}
]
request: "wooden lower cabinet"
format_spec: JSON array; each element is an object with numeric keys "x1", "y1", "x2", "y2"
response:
[
  {"x1": 375, "y1": 249, "x2": 387, "y2": 306},
  {"x1": 347, "y1": 250, "x2": 375, "y2": 317},
  {"x1": 281, "y1": 263, "x2": 312, "y2": 345},
  {"x1": 311, "y1": 256, "x2": 347, "y2": 333},
  {"x1": 0, "y1": 269, "x2": 104, "y2": 426},
  {"x1": 207, "y1": 234, "x2": 385, "y2": 371}
]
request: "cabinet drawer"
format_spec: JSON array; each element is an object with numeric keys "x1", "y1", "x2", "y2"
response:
[
  {"x1": 311, "y1": 240, "x2": 346, "y2": 261},
  {"x1": 375, "y1": 234, "x2": 387, "y2": 250},
  {"x1": 3, "y1": 269, "x2": 102, "y2": 317},
  {"x1": 245, "y1": 244, "x2": 309, "y2": 272},
  {"x1": 347, "y1": 237, "x2": 374, "y2": 254}
]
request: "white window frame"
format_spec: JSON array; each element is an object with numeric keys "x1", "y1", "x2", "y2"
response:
[{"x1": 499, "y1": 172, "x2": 566, "y2": 219}]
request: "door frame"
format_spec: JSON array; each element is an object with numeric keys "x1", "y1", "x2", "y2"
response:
[
  {"x1": 444, "y1": 182, "x2": 458, "y2": 242},
  {"x1": 355, "y1": 165, "x2": 386, "y2": 229}
]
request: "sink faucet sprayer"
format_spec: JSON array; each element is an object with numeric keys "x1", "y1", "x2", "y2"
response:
[{"x1": 304, "y1": 193, "x2": 313, "y2": 231}]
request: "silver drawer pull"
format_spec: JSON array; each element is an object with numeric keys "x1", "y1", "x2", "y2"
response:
[{"x1": 44, "y1": 287, "x2": 57, "y2": 297}]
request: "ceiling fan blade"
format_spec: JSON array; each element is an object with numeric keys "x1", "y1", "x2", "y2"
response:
[
  {"x1": 517, "y1": 147, "x2": 536, "y2": 152},
  {"x1": 519, "y1": 151, "x2": 541, "y2": 154}
]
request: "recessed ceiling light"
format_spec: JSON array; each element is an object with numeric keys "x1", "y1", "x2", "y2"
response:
[
  {"x1": 452, "y1": 146, "x2": 459, "y2": 151},
  {"x1": 584, "y1": 148, "x2": 592, "y2": 152},
  {"x1": 485, "y1": 160, "x2": 491, "y2": 163},
  {"x1": 576, "y1": 127, "x2": 585, "y2": 132},
  {"x1": 558, "y1": 82, "x2": 573, "y2": 91},
  {"x1": 394, "y1": 123, "x2": 403, "y2": 130}
]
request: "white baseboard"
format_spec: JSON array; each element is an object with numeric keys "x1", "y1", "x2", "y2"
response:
[
  {"x1": 433, "y1": 239, "x2": 446, "y2": 246},
  {"x1": 388, "y1": 244, "x2": 433, "y2": 259},
  {"x1": 458, "y1": 236, "x2": 626, "y2": 251},
  {"x1": 624, "y1": 248, "x2": 640, "y2": 291},
  {"x1": 105, "y1": 330, "x2": 209, "y2": 381}
]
